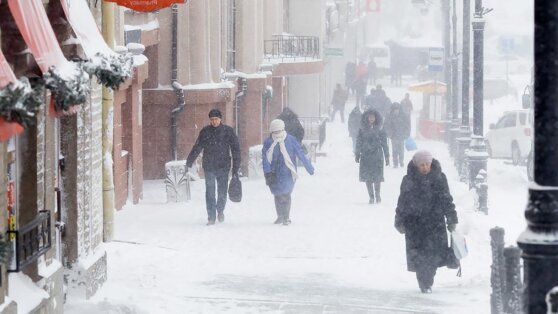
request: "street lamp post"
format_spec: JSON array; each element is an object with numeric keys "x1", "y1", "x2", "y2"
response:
[
  {"x1": 448, "y1": 0, "x2": 461, "y2": 158},
  {"x1": 517, "y1": 1, "x2": 558, "y2": 312},
  {"x1": 456, "y1": 0, "x2": 472, "y2": 176},
  {"x1": 465, "y1": 0, "x2": 489, "y2": 210},
  {"x1": 442, "y1": 0, "x2": 451, "y2": 124}
]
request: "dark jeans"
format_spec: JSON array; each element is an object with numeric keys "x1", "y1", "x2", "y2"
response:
[
  {"x1": 415, "y1": 265, "x2": 437, "y2": 290},
  {"x1": 205, "y1": 168, "x2": 229, "y2": 222},
  {"x1": 274, "y1": 194, "x2": 292, "y2": 221},
  {"x1": 391, "y1": 138, "x2": 405, "y2": 167}
]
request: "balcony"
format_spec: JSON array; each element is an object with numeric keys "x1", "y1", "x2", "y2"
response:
[
  {"x1": 264, "y1": 35, "x2": 324, "y2": 77},
  {"x1": 264, "y1": 35, "x2": 320, "y2": 61},
  {"x1": 7, "y1": 210, "x2": 52, "y2": 272}
]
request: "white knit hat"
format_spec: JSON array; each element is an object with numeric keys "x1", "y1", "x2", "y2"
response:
[
  {"x1": 270, "y1": 119, "x2": 285, "y2": 133},
  {"x1": 412, "y1": 150, "x2": 433, "y2": 165}
]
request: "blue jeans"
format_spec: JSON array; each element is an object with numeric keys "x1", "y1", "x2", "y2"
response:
[{"x1": 204, "y1": 169, "x2": 229, "y2": 221}]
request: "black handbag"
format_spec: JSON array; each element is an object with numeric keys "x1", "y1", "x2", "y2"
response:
[{"x1": 228, "y1": 174, "x2": 242, "y2": 202}]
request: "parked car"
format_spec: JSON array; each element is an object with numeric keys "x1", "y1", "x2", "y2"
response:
[{"x1": 485, "y1": 109, "x2": 532, "y2": 165}]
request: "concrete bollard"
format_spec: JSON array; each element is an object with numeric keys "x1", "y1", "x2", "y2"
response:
[
  {"x1": 503, "y1": 246, "x2": 522, "y2": 314},
  {"x1": 164, "y1": 160, "x2": 191, "y2": 202}
]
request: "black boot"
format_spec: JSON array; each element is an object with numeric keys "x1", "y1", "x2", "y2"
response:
[{"x1": 374, "y1": 182, "x2": 381, "y2": 203}]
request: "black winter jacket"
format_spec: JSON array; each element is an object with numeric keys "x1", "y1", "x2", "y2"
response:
[{"x1": 186, "y1": 124, "x2": 241, "y2": 174}]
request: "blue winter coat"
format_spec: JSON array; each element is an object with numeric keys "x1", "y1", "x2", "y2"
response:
[{"x1": 262, "y1": 134, "x2": 314, "y2": 195}]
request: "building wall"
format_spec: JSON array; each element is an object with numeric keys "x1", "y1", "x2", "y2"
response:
[
  {"x1": 263, "y1": 0, "x2": 283, "y2": 41},
  {"x1": 284, "y1": 0, "x2": 327, "y2": 118},
  {"x1": 62, "y1": 81, "x2": 107, "y2": 299}
]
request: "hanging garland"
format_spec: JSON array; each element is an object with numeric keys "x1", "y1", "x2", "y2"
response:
[
  {"x1": 44, "y1": 63, "x2": 90, "y2": 112},
  {"x1": 0, "y1": 77, "x2": 44, "y2": 127},
  {"x1": 83, "y1": 52, "x2": 134, "y2": 90}
]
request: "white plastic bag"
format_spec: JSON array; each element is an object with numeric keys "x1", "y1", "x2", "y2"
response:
[{"x1": 451, "y1": 230, "x2": 468, "y2": 260}]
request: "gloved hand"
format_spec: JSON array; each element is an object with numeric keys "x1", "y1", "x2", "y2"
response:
[
  {"x1": 395, "y1": 224, "x2": 405, "y2": 234},
  {"x1": 355, "y1": 155, "x2": 360, "y2": 163},
  {"x1": 385, "y1": 159, "x2": 390, "y2": 167},
  {"x1": 264, "y1": 172, "x2": 277, "y2": 186},
  {"x1": 447, "y1": 223, "x2": 457, "y2": 232}
]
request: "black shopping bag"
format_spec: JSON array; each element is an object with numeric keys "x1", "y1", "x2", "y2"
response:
[{"x1": 228, "y1": 174, "x2": 242, "y2": 202}]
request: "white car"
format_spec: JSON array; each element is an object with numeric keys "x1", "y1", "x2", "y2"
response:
[{"x1": 485, "y1": 109, "x2": 532, "y2": 165}]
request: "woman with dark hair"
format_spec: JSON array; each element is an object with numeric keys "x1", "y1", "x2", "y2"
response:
[
  {"x1": 355, "y1": 109, "x2": 389, "y2": 204},
  {"x1": 394, "y1": 150, "x2": 458, "y2": 293}
]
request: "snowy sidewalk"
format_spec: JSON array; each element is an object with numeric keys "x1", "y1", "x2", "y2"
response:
[{"x1": 66, "y1": 89, "x2": 531, "y2": 314}]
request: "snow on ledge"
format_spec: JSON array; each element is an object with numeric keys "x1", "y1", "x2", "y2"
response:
[
  {"x1": 8, "y1": 273, "x2": 49, "y2": 314},
  {"x1": 78, "y1": 244, "x2": 107, "y2": 270},
  {"x1": 176, "y1": 81, "x2": 235, "y2": 90},
  {"x1": 124, "y1": 20, "x2": 160, "y2": 32}
]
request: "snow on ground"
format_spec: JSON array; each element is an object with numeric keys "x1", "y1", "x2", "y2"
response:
[{"x1": 65, "y1": 81, "x2": 531, "y2": 314}]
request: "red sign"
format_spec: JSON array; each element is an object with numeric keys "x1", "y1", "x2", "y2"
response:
[
  {"x1": 105, "y1": 0, "x2": 186, "y2": 12},
  {"x1": 366, "y1": 0, "x2": 381, "y2": 12}
]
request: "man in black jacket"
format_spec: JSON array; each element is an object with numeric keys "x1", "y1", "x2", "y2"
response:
[{"x1": 186, "y1": 109, "x2": 241, "y2": 225}]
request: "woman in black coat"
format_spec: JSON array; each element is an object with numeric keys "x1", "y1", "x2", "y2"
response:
[
  {"x1": 355, "y1": 109, "x2": 389, "y2": 204},
  {"x1": 394, "y1": 150, "x2": 458, "y2": 293}
]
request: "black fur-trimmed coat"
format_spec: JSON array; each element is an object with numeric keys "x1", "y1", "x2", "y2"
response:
[{"x1": 394, "y1": 159, "x2": 458, "y2": 272}]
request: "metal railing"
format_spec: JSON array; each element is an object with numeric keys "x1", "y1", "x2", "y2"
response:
[
  {"x1": 299, "y1": 117, "x2": 328, "y2": 149},
  {"x1": 7, "y1": 210, "x2": 52, "y2": 272},
  {"x1": 264, "y1": 35, "x2": 320, "y2": 61}
]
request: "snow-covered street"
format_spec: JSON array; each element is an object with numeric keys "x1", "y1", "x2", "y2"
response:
[{"x1": 65, "y1": 88, "x2": 531, "y2": 314}]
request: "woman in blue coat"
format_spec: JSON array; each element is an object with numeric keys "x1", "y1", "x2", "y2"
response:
[{"x1": 262, "y1": 119, "x2": 314, "y2": 225}]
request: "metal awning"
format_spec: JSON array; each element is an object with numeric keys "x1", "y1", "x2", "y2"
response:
[
  {"x1": 8, "y1": 0, "x2": 89, "y2": 116},
  {"x1": 408, "y1": 80, "x2": 447, "y2": 94},
  {"x1": 7, "y1": 0, "x2": 69, "y2": 74},
  {"x1": 59, "y1": 0, "x2": 113, "y2": 59},
  {"x1": 0, "y1": 50, "x2": 24, "y2": 140},
  {"x1": 105, "y1": 0, "x2": 186, "y2": 12}
]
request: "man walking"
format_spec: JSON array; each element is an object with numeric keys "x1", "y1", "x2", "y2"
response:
[{"x1": 186, "y1": 109, "x2": 241, "y2": 225}]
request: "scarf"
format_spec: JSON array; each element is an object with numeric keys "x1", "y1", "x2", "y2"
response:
[{"x1": 266, "y1": 130, "x2": 298, "y2": 180}]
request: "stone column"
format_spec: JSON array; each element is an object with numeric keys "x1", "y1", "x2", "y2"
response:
[{"x1": 189, "y1": 0, "x2": 209, "y2": 84}]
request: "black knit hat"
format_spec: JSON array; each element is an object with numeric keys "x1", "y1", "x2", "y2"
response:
[{"x1": 208, "y1": 109, "x2": 222, "y2": 119}]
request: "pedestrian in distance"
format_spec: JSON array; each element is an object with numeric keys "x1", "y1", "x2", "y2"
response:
[
  {"x1": 262, "y1": 119, "x2": 315, "y2": 225},
  {"x1": 394, "y1": 150, "x2": 459, "y2": 294},
  {"x1": 401, "y1": 93, "x2": 413, "y2": 117},
  {"x1": 355, "y1": 109, "x2": 389, "y2": 204},
  {"x1": 368, "y1": 57, "x2": 377, "y2": 85},
  {"x1": 347, "y1": 105, "x2": 362, "y2": 154},
  {"x1": 384, "y1": 102, "x2": 411, "y2": 168},
  {"x1": 186, "y1": 109, "x2": 241, "y2": 226},
  {"x1": 330, "y1": 83, "x2": 349, "y2": 123}
]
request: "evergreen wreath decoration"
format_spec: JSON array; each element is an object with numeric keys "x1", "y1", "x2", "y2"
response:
[
  {"x1": 0, "y1": 77, "x2": 44, "y2": 127},
  {"x1": 83, "y1": 52, "x2": 134, "y2": 90},
  {"x1": 44, "y1": 63, "x2": 90, "y2": 112}
]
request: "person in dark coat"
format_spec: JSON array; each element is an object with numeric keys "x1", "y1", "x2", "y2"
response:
[
  {"x1": 347, "y1": 106, "x2": 362, "y2": 154},
  {"x1": 345, "y1": 61, "x2": 357, "y2": 94},
  {"x1": 263, "y1": 119, "x2": 314, "y2": 225},
  {"x1": 186, "y1": 109, "x2": 241, "y2": 225},
  {"x1": 355, "y1": 109, "x2": 389, "y2": 204},
  {"x1": 394, "y1": 150, "x2": 458, "y2": 293},
  {"x1": 330, "y1": 83, "x2": 348, "y2": 123},
  {"x1": 384, "y1": 102, "x2": 411, "y2": 168},
  {"x1": 277, "y1": 107, "x2": 305, "y2": 144}
]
